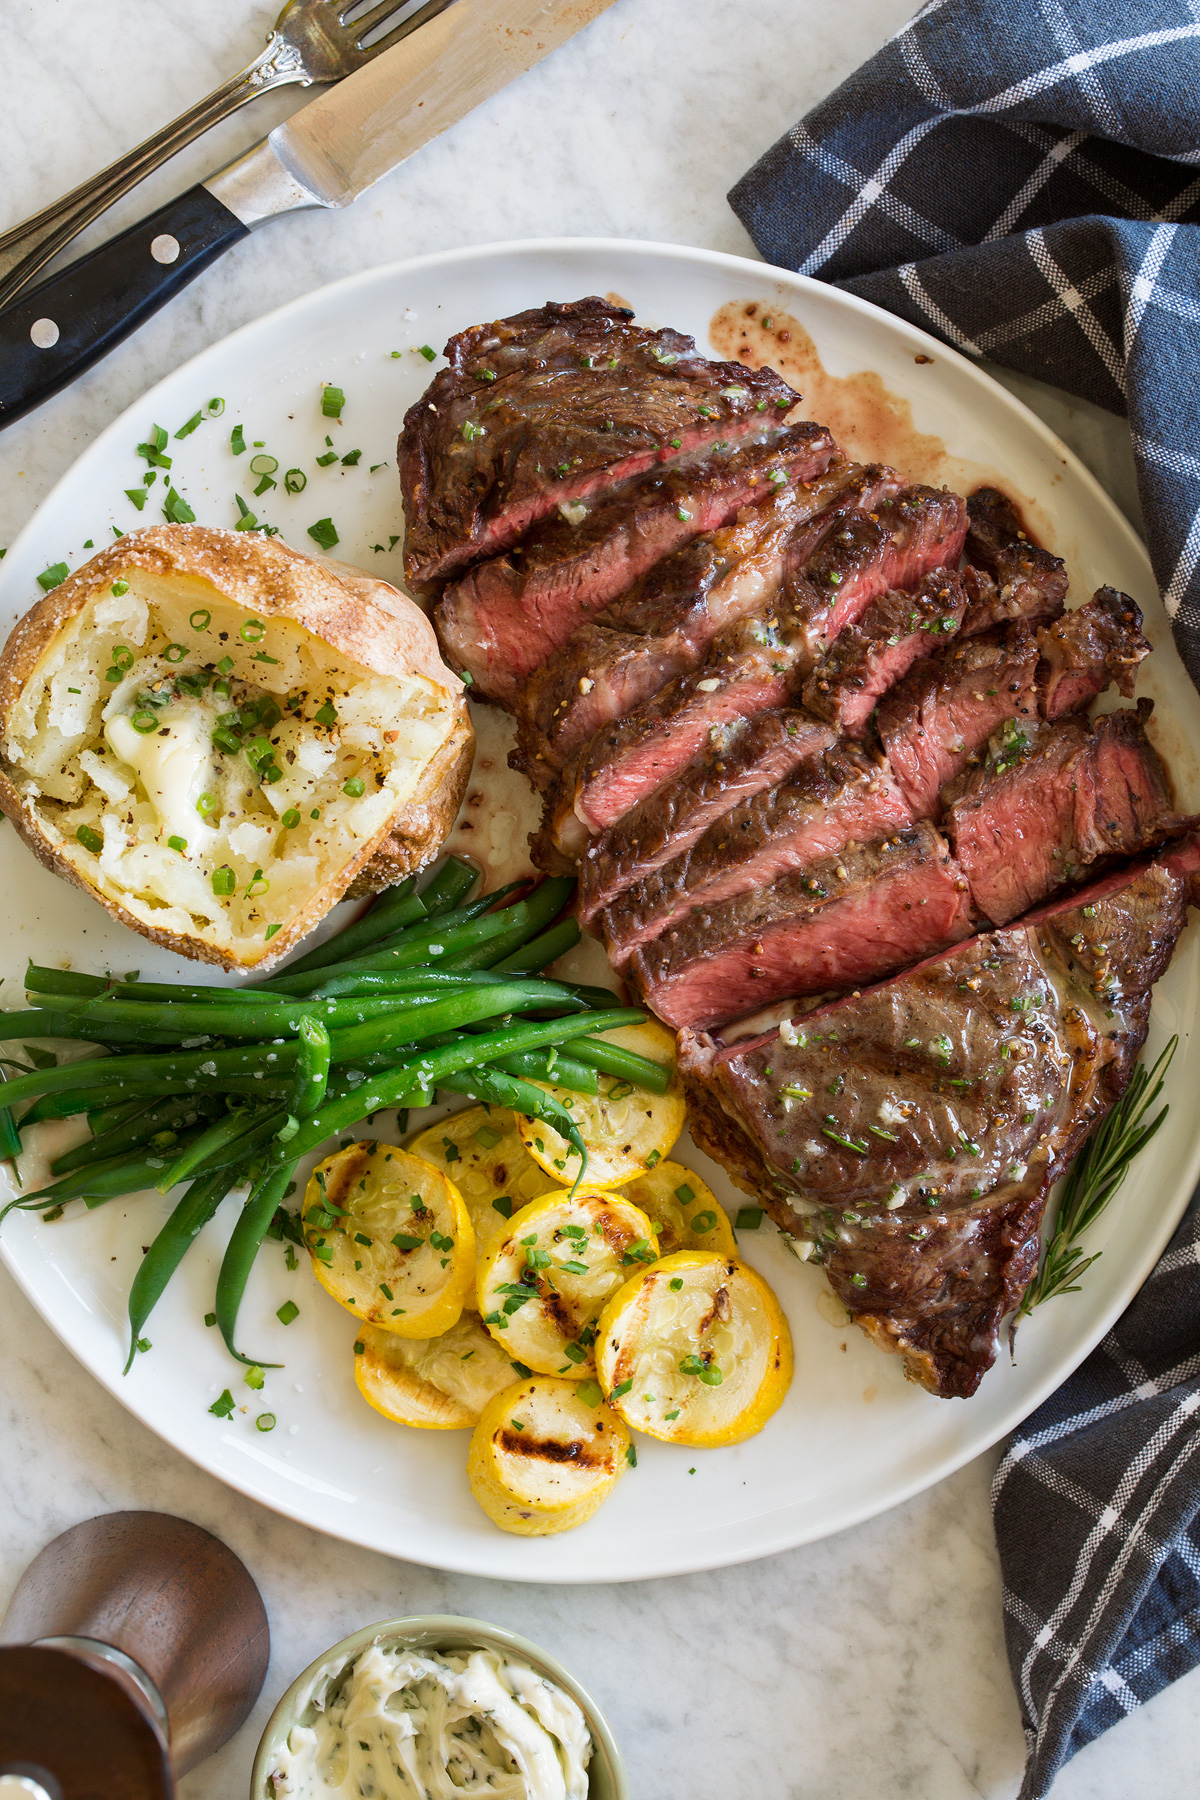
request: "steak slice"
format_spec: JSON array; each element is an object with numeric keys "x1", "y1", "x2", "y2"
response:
[
  {"x1": 679, "y1": 841, "x2": 1200, "y2": 1397},
  {"x1": 877, "y1": 623, "x2": 1041, "y2": 819},
  {"x1": 960, "y1": 487, "x2": 1068, "y2": 634},
  {"x1": 510, "y1": 457, "x2": 857, "y2": 780},
  {"x1": 629, "y1": 821, "x2": 973, "y2": 1030},
  {"x1": 576, "y1": 711, "x2": 833, "y2": 924},
  {"x1": 785, "y1": 487, "x2": 968, "y2": 664},
  {"x1": 557, "y1": 484, "x2": 959, "y2": 851},
  {"x1": 602, "y1": 741, "x2": 913, "y2": 968},
  {"x1": 1038, "y1": 586, "x2": 1151, "y2": 718},
  {"x1": 436, "y1": 424, "x2": 838, "y2": 702},
  {"x1": 400, "y1": 298, "x2": 799, "y2": 586},
  {"x1": 802, "y1": 569, "x2": 967, "y2": 735},
  {"x1": 944, "y1": 701, "x2": 1187, "y2": 924}
]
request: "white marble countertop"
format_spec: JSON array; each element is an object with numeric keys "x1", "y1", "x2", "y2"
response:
[{"x1": 0, "y1": 1, "x2": 1193, "y2": 1794}]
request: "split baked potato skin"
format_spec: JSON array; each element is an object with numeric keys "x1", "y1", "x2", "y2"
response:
[{"x1": 0, "y1": 526, "x2": 473, "y2": 969}]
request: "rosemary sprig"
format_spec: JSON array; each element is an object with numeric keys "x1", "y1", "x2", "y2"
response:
[{"x1": 1018, "y1": 1035, "x2": 1177, "y2": 1317}]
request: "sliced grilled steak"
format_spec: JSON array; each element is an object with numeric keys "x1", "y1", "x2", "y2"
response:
[
  {"x1": 511, "y1": 460, "x2": 859, "y2": 782},
  {"x1": 877, "y1": 623, "x2": 1041, "y2": 819},
  {"x1": 630, "y1": 821, "x2": 972, "y2": 1030},
  {"x1": 557, "y1": 484, "x2": 959, "y2": 851},
  {"x1": 603, "y1": 741, "x2": 913, "y2": 967},
  {"x1": 576, "y1": 711, "x2": 833, "y2": 924},
  {"x1": 960, "y1": 488, "x2": 1068, "y2": 634},
  {"x1": 436, "y1": 424, "x2": 838, "y2": 702},
  {"x1": 1038, "y1": 586, "x2": 1151, "y2": 717},
  {"x1": 679, "y1": 840, "x2": 1200, "y2": 1397},
  {"x1": 944, "y1": 701, "x2": 1186, "y2": 924},
  {"x1": 802, "y1": 569, "x2": 967, "y2": 735},
  {"x1": 400, "y1": 298, "x2": 799, "y2": 587},
  {"x1": 786, "y1": 487, "x2": 968, "y2": 664}
]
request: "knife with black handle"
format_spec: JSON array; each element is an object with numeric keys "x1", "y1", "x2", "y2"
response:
[{"x1": 0, "y1": 0, "x2": 616, "y2": 431}]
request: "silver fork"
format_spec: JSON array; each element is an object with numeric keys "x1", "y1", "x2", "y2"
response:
[{"x1": 0, "y1": 0, "x2": 456, "y2": 313}]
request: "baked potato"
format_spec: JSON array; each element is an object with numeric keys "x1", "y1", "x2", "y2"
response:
[{"x1": 0, "y1": 525, "x2": 473, "y2": 969}]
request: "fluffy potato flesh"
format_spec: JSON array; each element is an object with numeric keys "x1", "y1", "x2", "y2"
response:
[{"x1": 1, "y1": 553, "x2": 463, "y2": 966}]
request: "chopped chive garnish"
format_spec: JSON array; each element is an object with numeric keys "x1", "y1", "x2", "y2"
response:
[
  {"x1": 167, "y1": 835, "x2": 187, "y2": 853},
  {"x1": 250, "y1": 453, "x2": 278, "y2": 476},
  {"x1": 341, "y1": 449, "x2": 362, "y2": 466},
  {"x1": 189, "y1": 608, "x2": 211, "y2": 629},
  {"x1": 212, "y1": 866, "x2": 236, "y2": 896},
  {"x1": 276, "y1": 1300, "x2": 299, "y2": 1325},
  {"x1": 281, "y1": 809, "x2": 301, "y2": 829},
  {"x1": 284, "y1": 468, "x2": 306, "y2": 493},
  {"x1": 321, "y1": 385, "x2": 345, "y2": 418},
  {"x1": 735, "y1": 1207, "x2": 763, "y2": 1229},
  {"x1": 418, "y1": 345, "x2": 436, "y2": 361},
  {"x1": 75, "y1": 824, "x2": 103, "y2": 853},
  {"x1": 343, "y1": 776, "x2": 365, "y2": 797},
  {"x1": 256, "y1": 1413, "x2": 276, "y2": 1432},
  {"x1": 230, "y1": 424, "x2": 246, "y2": 455}
]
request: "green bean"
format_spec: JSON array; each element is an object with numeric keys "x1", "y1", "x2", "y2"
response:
[
  {"x1": 493, "y1": 1048, "x2": 598, "y2": 1094},
  {"x1": 0, "y1": 1064, "x2": 21, "y2": 1161},
  {"x1": 278, "y1": 878, "x2": 424, "y2": 977},
  {"x1": 52, "y1": 1094, "x2": 223, "y2": 1175},
  {"x1": 215, "y1": 1161, "x2": 298, "y2": 1364},
  {"x1": 155, "y1": 1105, "x2": 282, "y2": 1194},
  {"x1": 251, "y1": 1008, "x2": 642, "y2": 1181},
  {"x1": 22, "y1": 1075, "x2": 296, "y2": 1124},
  {"x1": 438, "y1": 1065, "x2": 589, "y2": 1179},
  {"x1": 85, "y1": 1095, "x2": 149, "y2": 1137},
  {"x1": 45, "y1": 991, "x2": 437, "y2": 1044},
  {"x1": 441, "y1": 877, "x2": 574, "y2": 972},
  {"x1": 492, "y1": 916, "x2": 581, "y2": 975},
  {"x1": 418, "y1": 856, "x2": 480, "y2": 916},
  {"x1": 24, "y1": 967, "x2": 280, "y2": 1008},
  {"x1": 2, "y1": 1129, "x2": 211, "y2": 1220},
  {"x1": 300, "y1": 969, "x2": 506, "y2": 1000},
  {"x1": 125, "y1": 1166, "x2": 237, "y2": 1372},
  {"x1": 0, "y1": 1009, "x2": 189, "y2": 1048},
  {"x1": 562, "y1": 1037, "x2": 674, "y2": 1095},
  {"x1": 290, "y1": 1016, "x2": 331, "y2": 1120},
  {"x1": 265, "y1": 909, "x2": 522, "y2": 993}
]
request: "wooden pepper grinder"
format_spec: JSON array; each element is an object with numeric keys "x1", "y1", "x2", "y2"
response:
[{"x1": 0, "y1": 1512, "x2": 270, "y2": 1798}]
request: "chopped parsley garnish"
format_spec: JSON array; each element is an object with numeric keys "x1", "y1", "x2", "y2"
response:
[{"x1": 308, "y1": 517, "x2": 339, "y2": 550}]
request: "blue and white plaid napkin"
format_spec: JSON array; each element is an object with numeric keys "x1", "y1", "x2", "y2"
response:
[
  {"x1": 730, "y1": 0, "x2": 1200, "y2": 688},
  {"x1": 729, "y1": 4, "x2": 1200, "y2": 1792}
]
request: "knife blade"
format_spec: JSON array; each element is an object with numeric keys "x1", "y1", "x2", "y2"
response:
[{"x1": 0, "y1": 0, "x2": 616, "y2": 429}]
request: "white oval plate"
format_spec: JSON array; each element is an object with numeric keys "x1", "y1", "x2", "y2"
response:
[{"x1": 2, "y1": 240, "x2": 1198, "y2": 1584}]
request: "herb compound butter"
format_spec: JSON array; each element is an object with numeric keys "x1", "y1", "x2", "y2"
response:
[{"x1": 268, "y1": 1641, "x2": 593, "y2": 1800}]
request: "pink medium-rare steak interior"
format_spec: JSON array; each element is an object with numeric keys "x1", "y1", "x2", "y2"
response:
[
  {"x1": 802, "y1": 568, "x2": 967, "y2": 736},
  {"x1": 434, "y1": 422, "x2": 838, "y2": 702},
  {"x1": 943, "y1": 702, "x2": 1186, "y2": 925},
  {"x1": 629, "y1": 822, "x2": 973, "y2": 1030},
  {"x1": 601, "y1": 741, "x2": 913, "y2": 967},
  {"x1": 959, "y1": 486, "x2": 1068, "y2": 635}
]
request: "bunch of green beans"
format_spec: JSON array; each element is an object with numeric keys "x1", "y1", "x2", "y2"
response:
[{"x1": 0, "y1": 858, "x2": 671, "y2": 1370}]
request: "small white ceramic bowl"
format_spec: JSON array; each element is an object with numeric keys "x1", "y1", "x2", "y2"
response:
[{"x1": 250, "y1": 1613, "x2": 629, "y2": 1800}]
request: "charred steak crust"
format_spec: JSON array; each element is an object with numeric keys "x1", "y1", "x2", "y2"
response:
[
  {"x1": 436, "y1": 423, "x2": 839, "y2": 704},
  {"x1": 960, "y1": 487, "x2": 1068, "y2": 634},
  {"x1": 802, "y1": 568, "x2": 967, "y2": 735},
  {"x1": 1037, "y1": 586, "x2": 1151, "y2": 718},
  {"x1": 678, "y1": 844, "x2": 1199, "y2": 1397},
  {"x1": 399, "y1": 298, "x2": 800, "y2": 586},
  {"x1": 629, "y1": 820, "x2": 973, "y2": 1030},
  {"x1": 877, "y1": 622, "x2": 1041, "y2": 820}
]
